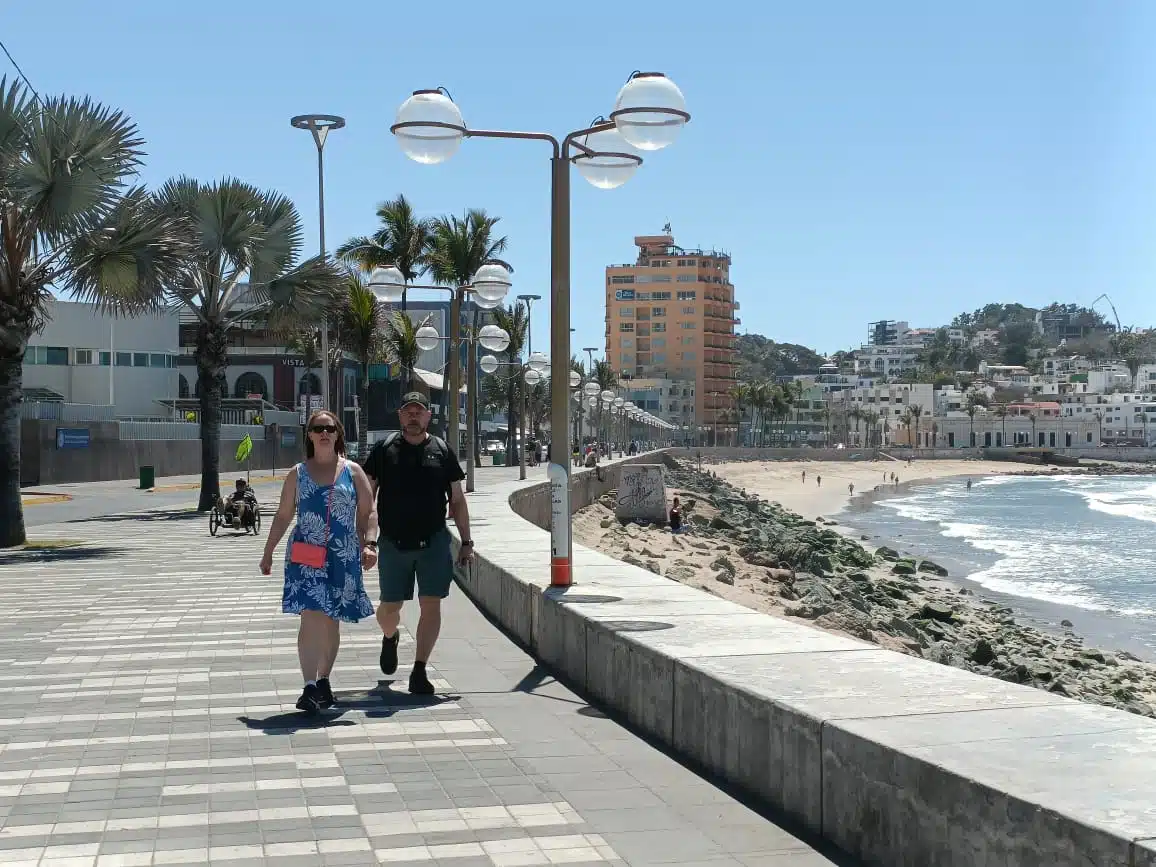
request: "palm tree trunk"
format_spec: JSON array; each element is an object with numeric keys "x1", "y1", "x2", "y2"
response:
[
  {"x1": 0, "y1": 356, "x2": 28, "y2": 548},
  {"x1": 196, "y1": 321, "x2": 227, "y2": 512}
]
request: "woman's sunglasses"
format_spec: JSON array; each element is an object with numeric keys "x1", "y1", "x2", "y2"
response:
[{"x1": 310, "y1": 425, "x2": 338, "y2": 434}]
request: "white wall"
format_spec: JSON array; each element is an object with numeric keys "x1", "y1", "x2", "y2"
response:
[{"x1": 24, "y1": 301, "x2": 180, "y2": 418}]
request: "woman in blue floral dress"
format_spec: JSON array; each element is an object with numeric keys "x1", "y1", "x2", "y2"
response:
[{"x1": 261, "y1": 411, "x2": 376, "y2": 714}]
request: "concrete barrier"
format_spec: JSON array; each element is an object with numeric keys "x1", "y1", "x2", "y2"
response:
[
  {"x1": 20, "y1": 420, "x2": 302, "y2": 486},
  {"x1": 456, "y1": 451, "x2": 1156, "y2": 867}
]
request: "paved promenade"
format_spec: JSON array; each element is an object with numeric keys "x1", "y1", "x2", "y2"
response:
[{"x1": 1, "y1": 471, "x2": 847, "y2": 866}]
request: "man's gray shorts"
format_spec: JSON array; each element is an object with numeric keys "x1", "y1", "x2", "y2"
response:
[{"x1": 377, "y1": 528, "x2": 454, "y2": 602}]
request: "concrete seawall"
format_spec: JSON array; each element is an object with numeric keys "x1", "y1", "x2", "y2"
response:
[{"x1": 457, "y1": 451, "x2": 1156, "y2": 867}]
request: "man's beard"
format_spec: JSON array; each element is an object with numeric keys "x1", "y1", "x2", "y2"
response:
[{"x1": 405, "y1": 420, "x2": 426, "y2": 433}]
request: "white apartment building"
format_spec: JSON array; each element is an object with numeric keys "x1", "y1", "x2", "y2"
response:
[
  {"x1": 977, "y1": 362, "x2": 1031, "y2": 386},
  {"x1": 971, "y1": 329, "x2": 1000, "y2": 347},
  {"x1": 24, "y1": 300, "x2": 181, "y2": 418},
  {"x1": 1061, "y1": 393, "x2": 1156, "y2": 444},
  {"x1": 855, "y1": 344, "x2": 923, "y2": 377}
]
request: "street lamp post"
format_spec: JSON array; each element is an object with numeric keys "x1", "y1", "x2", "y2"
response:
[
  {"x1": 390, "y1": 73, "x2": 690, "y2": 587},
  {"x1": 291, "y1": 114, "x2": 345, "y2": 415}
]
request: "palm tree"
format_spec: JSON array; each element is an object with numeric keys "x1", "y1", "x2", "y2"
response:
[
  {"x1": 728, "y1": 381, "x2": 749, "y2": 446},
  {"x1": 848, "y1": 407, "x2": 863, "y2": 446},
  {"x1": 334, "y1": 271, "x2": 386, "y2": 457},
  {"x1": 748, "y1": 380, "x2": 770, "y2": 446},
  {"x1": 492, "y1": 302, "x2": 528, "y2": 463},
  {"x1": 283, "y1": 329, "x2": 322, "y2": 418},
  {"x1": 965, "y1": 395, "x2": 980, "y2": 447},
  {"x1": 155, "y1": 177, "x2": 344, "y2": 511},
  {"x1": 592, "y1": 359, "x2": 619, "y2": 444},
  {"x1": 379, "y1": 310, "x2": 430, "y2": 396},
  {"x1": 426, "y1": 209, "x2": 510, "y2": 456},
  {"x1": 861, "y1": 409, "x2": 880, "y2": 447},
  {"x1": 993, "y1": 403, "x2": 1009, "y2": 446},
  {"x1": 909, "y1": 403, "x2": 924, "y2": 450},
  {"x1": 0, "y1": 80, "x2": 190, "y2": 547},
  {"x1": 336, "y1": 194, "x2": 432, "y2": 313},
  {"x1": 1028, "y1": 411, "x2": 1038, "y2": 446}
]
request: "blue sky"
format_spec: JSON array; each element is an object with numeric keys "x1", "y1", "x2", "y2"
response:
[{"x1": 7, "y1": 1, "x2": 1156, "y2": 356}]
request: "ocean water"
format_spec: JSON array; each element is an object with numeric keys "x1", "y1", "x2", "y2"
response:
[{"x1": 843, "y1": 474, "x2": 1156, "y2": 619}]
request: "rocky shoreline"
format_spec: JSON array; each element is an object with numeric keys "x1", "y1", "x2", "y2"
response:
[{"x1": 573, "y1": 457, "x2": 1156, "y2": 718}]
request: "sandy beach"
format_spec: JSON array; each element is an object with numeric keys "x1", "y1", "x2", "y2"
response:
[{"x1": 709, "y1": 458, "x2": 1022, "y2": 521}]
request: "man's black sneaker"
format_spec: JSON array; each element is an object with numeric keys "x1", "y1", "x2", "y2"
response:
[
  {"x1": 316, "y1": 677, "x2": 335, "y2": 709},
  {"x1": 408, "y1": 665, "x2": 435, "y2": 696},
  {"x1": 295, "y1": 683, "x2": 321, "y2": 715},
  {"x1": 380, "y1": 632, "x2": 399, "y2": 676}
]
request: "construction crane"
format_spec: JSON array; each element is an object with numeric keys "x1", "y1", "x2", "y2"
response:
[{"x1": 1091, "y1": 293, "x2": 1122, "y2": 332}]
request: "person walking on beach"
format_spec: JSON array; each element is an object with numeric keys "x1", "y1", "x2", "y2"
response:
[
  {"x1": 966, "y1": 478, "x2": 973, "y2": 491},
  {"x1": 848, "y1": 483, "x2": 854, "y2": 496},
  {"x1": 669, "y1": 496, "x2": 682, "y2": 534},
  {"x1": 816, "y1": 475, "x2": 821, "y2": 487},
  {"x1": 261, "y1": 411, "x2": 376, "y2": 715},
  {"x1": 801, "y1": 469, "x2": 806, "y2": 483},
  {"x1": 363, "y1": 393, "x2": 474, "y2": 696}
]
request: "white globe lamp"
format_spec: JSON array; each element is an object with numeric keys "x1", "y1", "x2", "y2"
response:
[
  {"x1": 393, "y1": 89, "x2": 465, "y2": 165},
  {"x1": 611, "y1": 72, "x2": 689, "y2": 151}
]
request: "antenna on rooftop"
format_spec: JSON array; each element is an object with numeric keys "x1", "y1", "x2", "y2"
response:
[{"x1": 662, "y1": 221, "x2": 672, "y2": 234}]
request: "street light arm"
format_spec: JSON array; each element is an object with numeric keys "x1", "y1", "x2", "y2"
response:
[
  {"x1": 562, "y1": 120, "x2": 617, "y2": 157},
  {"x1": 463, "y1": 128, "x2": 561, "y2": 158}
]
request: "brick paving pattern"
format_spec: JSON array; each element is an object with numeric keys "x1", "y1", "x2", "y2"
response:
[{"x1": 0, "y1": 502, "x2": 843, "y2": 866}]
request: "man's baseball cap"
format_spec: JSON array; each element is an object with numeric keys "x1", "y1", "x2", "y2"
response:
[{"x1": 400, "y1": 392, "x2": 430, "y2": 410}]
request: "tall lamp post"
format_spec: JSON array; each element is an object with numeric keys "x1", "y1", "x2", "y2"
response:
[
  {"x1": 390, "y1": 73, "x2": 689, "y2": 588},
  {"x1": 291, "y1": 113, "x2": 345, "y2": 415}
]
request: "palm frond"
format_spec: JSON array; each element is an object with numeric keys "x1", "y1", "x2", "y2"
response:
[
  {"x1": 335, "y1": 270, "x2": 385, "y2": 364},
  {"x1": 9, "y1": 85, "x2": 144, "y2": 243},
  {"x1": 62, "y1": 186, "x2": 193, "y2": 314}
]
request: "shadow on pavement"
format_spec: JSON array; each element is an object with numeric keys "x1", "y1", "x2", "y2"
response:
[
  {"x1": 0, "y1": 545, "x2": 123, "y2": 563},
  {"x1": 237, "y1": 710, "x2": 356, "y2": 734},
  {"x1": 68, "y1": 508, "x2": 202, "y2": 524}
]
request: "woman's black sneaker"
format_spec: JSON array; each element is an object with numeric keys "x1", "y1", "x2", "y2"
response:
[
  {"x1": 295, "y1": 683, "x2": 321, "y2": 715},
  {"x1": 380, "y1": 632, "x2": 399, "y2": 675},
  {"x1": 316, "y1": 678, "x2": 335, "y2": 709}
]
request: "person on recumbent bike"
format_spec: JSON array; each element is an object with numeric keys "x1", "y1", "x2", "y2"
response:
[{"x1": 219, "y1": 478, "x2": 258, "y2": 530}]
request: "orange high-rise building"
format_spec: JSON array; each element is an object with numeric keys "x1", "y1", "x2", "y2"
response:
[{"x1": 604, "y1": 232, "x2": 739, "y2": 436}]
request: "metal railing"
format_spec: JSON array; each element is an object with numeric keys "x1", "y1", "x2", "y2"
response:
[
  {"x1": 118, "y1": 422, "x2": 266, "y2": 441},
  {"x1": 21, "y1": 402, "x2": 116, "y2": 422}
]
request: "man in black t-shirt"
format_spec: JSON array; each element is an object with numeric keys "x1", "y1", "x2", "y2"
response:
[{"x1": 363, "y1": 392, "x2": 472, "y2": 695}]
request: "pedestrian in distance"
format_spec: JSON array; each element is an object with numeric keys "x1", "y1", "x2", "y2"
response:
[
  {"x1": 669, "y1": 496, "x2": 682, "y2": 535},
  {"x1": 801, "y1": 470, "x2": 806, "y2": 483},
  {"x1": 362, "y1": 393, "x2": 474, "y2": 696},
  {"x1": 261, "y1": 411, "x2": 377, "y2": 715},
  {"x1": 816, "y1": 475, "x2": 821, "y2": 487}
]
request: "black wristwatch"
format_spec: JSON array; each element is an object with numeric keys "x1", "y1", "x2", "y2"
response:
[
  {"x1": 461, "y1": 540, "x2": 474, "y2": 547},
  {"x1": 365, "y1": 540, "x2": 378, "y2": 550}
]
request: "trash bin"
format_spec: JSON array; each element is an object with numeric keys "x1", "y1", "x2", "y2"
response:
[
  {"x1": 139, "y1": 466, "x2": 155, "y2": 489},
  {"x1": 493, "y1": 451, "x2": 506, "y2": 465}
]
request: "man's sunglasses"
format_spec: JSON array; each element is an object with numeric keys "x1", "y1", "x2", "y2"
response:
[{"x1": 310, "y1": 425, "x2": 338, "y2": 434}]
